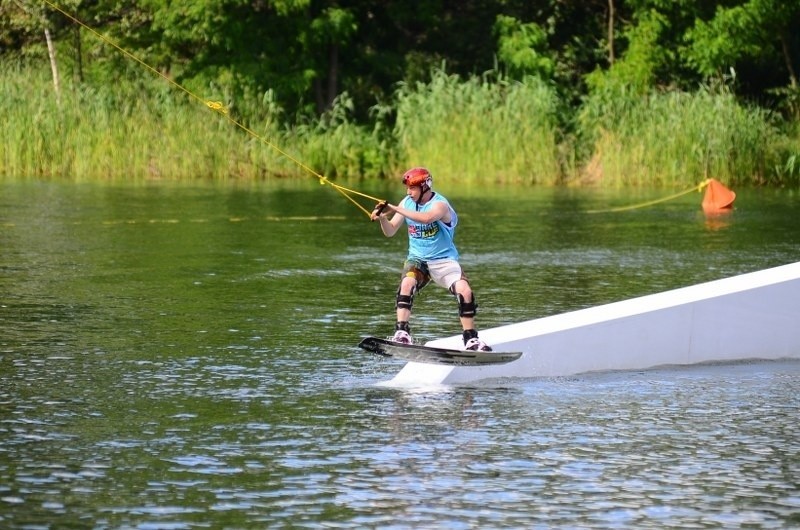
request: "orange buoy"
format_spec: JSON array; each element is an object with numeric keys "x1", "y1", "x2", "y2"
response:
[{"x1": 702, "y1": 179, "x2": 736, "y2": 213}]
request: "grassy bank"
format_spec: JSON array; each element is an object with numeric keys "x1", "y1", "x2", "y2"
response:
[
  {"x1": 578, "y1": 84, "x2": 789, "y2": 186},
  {"x1": 1, "y1": 64, "x2": 299, "y2": 181},
  {"x1": 1, "y1": 61, "x2": 798, "y2": 186},
  {"x1": 394, "y1": 71, "x2": 561, "y2": 185}
]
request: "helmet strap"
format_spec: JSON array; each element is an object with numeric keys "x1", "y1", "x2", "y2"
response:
[{"x1": 415, "y1": 186, "x2": 432, "y2": 208}]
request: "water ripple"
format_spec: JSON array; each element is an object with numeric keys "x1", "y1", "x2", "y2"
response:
[{"x1": 3, "y1": 183, "x2": 800, "y2": 528}]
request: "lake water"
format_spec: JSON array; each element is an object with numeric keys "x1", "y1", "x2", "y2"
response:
[{"x1": 1, "y1": 180, "x2": 799, "y2": 528}]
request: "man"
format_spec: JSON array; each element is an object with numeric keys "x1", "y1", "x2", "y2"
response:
[{"x1": 370, "y1": 167, "x2": 492, "y2": 351}]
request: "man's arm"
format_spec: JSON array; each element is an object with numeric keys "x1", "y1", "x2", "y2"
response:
[
  {"x1": 371, "y1": 205, "x2": 405, "y2": 237},
  {"x1": 371, "y1": 199, "x2": 451, "y2": 237},
  {"x1": 379, "y1": 211, "x2": 405, "y2": 237},
  {"x1": 389, "y1": 201, "x2": 450, "y2": 225}
]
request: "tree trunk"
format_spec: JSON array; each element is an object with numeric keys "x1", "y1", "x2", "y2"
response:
[
  {"x1": 44, "y1": 26, "x2": 61, "y2": 104},
  {"x1": 779, "y1": 34, "x2": 797, "y2": 88},
  {"x1": 314, "y1": 43, "x2": 340, "y2": 114},
  {"x1": 74, "y1": 25, "x2": 83, "y2": 83},
  {"x1": 607, "y1": 0, "x2": 615, "y2": 65},
  {"x1": 327, "y1": 42, "x2": 339, "y2": 109}
]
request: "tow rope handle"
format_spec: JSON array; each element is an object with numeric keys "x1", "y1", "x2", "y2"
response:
[{"x1": 371, "y1": 201, "x2": 388, "y2": 221}]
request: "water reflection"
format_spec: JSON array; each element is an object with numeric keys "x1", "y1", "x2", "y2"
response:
[{"x1": 702, "y1": 210, "x2": 734, "y2": 231}]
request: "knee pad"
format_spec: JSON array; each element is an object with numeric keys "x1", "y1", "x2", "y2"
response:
[
  {"x1": 457, "y1": 293, "x2": 477, "y2": 318},
  {"x1": 396, "y1": 290, "x2": 414, "y2": 311}
]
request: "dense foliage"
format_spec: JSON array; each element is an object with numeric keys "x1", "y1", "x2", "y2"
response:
[{"x1": 1, "y1": 0, "x2": 799, "y2": 185}]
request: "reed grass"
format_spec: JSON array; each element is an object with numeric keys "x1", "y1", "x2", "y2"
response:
[
  {"x1": 1, "y1": 62, "x2": 315, "y2": 181},
  {"x1": 2, "y1": 61, "x2": 797, "y2": 186},
  {"x1": 393, "y1": 70, "x2": 562, "y2": 184},
  {"x1": 288, "y1": 93, "x2": 395, "y2": 179},
  {"x1": 577, "y1": 84, "x2": 782, "y2": 187}
]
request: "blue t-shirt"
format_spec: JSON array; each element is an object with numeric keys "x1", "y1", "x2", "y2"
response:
[{"x1": 400, "y1": 193, "x2": 459, "y2": 261}]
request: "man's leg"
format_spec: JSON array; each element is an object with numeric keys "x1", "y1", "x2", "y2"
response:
[
  {"x1": 451, "y1": 279, "x2": 491, "y2": 351},
  {"x1": 392, "y1": 275, "x2": 417, "y2": 343}
]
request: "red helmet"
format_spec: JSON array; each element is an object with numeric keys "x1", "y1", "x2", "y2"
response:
[{"x1": 402, "y1": 167, "x2": 432, "y2": 188}]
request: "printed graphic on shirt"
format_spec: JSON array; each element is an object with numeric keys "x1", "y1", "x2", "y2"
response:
[{"x1": 408, "y1": 222, "x2": 440, "y2": 239}]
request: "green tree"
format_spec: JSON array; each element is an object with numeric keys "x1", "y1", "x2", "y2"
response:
[
  {"x1": 5, "y1": 0, "x2": 798, "y2": 129},
  {"x1": 0, "y1": 0, "x2": 84, "y2": 100},
  {"x1": 308, "y1": 6, "x2": 357, "y2": 112},
  {"x1": 586, "y1": 8, "x2": 673, "y2": 94},
  {"x1": 685, "y1": 0, "x2": 799, "y2": 89},
  {"x1": 493, "y1": 14, "x2": 554, "y2": 80}
]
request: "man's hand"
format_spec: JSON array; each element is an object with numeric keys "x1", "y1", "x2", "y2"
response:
[{"x1": 371, "y1": 201, "x2": 389, "y2": 221}]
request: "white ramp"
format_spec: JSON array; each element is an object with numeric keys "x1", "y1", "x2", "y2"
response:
[{"x1": 390, "y1": 261, "x2": 800, "y2": 386}]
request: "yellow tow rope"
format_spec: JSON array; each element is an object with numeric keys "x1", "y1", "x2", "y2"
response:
[
  {"x1": 585, "y1": 179, "x2": 710, "y2": 214},
  {"x1": 42, "y1": 0, "x2": 384, "y2": 218}
]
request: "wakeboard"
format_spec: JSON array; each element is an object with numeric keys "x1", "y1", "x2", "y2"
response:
[{"x1": 358, "y1": 336, "x2": 522, "y2": 366}]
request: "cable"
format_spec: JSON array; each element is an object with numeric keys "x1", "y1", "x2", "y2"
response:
[{"x1": 584, "y1": 179, "x2": 710, "y2": 214}]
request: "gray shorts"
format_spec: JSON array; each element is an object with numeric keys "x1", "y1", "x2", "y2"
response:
[{"x1": 402, "y1": 258, "x2": 466, "y2": 292}]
